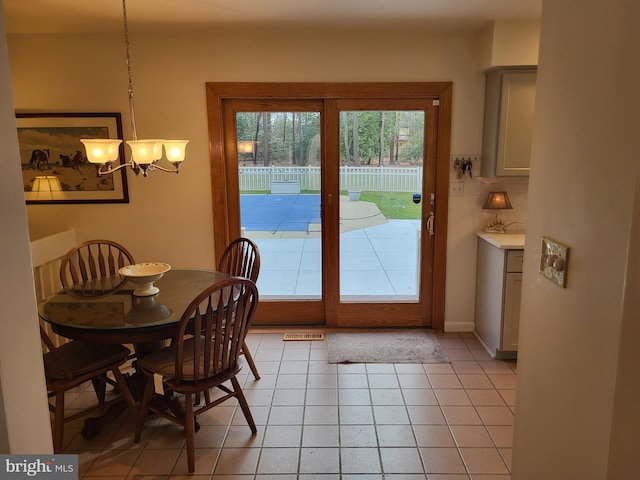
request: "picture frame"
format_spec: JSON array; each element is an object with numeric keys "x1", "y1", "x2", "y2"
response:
[{"x1": 17, "y1": 112, "x2": 130, "y2": 204}]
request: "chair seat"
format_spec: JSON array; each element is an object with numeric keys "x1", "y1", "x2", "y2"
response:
[
  {"x1": 44, "y1": 341, "x2": 131, "y2": 381},
  {"x1": 137, "y1": 337, "x2": 241, "y2": 382}
]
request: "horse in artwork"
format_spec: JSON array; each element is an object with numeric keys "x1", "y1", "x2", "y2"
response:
[
  {"x1": 30, "y1": 148, "x2": 50, "y2": 171},
  {"x1": 70, "y1": 150, "x2": 85, "y2": 169},
  {"x1": 59, "y1": 151, "x2": 85, "y2": 169}
]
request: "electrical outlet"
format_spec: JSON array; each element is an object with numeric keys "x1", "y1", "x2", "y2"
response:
[{"x1": 450, "y1": 182, "x2": 464, "y2": 197}]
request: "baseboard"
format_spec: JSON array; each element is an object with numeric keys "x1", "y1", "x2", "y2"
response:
[
  {"x1": 444, "y1": 321, "x2": 475, "y2": 332},
  {"x1": 496, "y1": 349, "x2": 518, "y2": 360},
  {"x1": 473, "y1": 331, "x2": 495, "y2": 357}
]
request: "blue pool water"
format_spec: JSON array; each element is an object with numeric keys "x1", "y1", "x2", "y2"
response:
[{"x1": 240, "y1": 194, "x2": 320, "y2": 232}]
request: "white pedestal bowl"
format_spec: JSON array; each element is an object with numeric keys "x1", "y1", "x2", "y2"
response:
[{"x1": 119, "y1": 262, "x2": 171, "y2": 296}]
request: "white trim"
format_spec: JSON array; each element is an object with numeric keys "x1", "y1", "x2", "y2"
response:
[{"x1": 30, "y1": 229, "x2": 76, "y2": 268}]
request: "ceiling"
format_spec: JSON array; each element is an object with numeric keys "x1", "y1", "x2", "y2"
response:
[{"x1": 3, "y1": 0, "x2": 541, "y2": 35}]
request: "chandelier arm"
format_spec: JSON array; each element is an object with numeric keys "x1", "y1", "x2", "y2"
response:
[
  {"x1": 149, "y1": 163, "x2": 180, "y2": 173},
  {"x1": 95, "y1": 161, "x2": 132, "y2": 176}
]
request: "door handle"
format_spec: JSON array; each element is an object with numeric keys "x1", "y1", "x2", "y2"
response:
[{"x1": 427, "y1": 211, "x2": 435, "y2": 236}]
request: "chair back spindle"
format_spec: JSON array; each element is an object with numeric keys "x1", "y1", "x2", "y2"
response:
[
  {"x1": 60, "y1": 239, "x2": 135, "y2": 295},
  {"x1": 217, "y1": 237, "x2": 260, "y2": 282},
  {"x1": 172, "y1": 278, "x2": 258, "y2": 385}
]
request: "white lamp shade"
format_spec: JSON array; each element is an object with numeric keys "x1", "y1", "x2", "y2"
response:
[
  {"x1": 147, "y1": 140, "x2": 165, "y2": 161},
  {"x1": 32, "y1": 176, "x2": 62, "y2": 200},
  {"x1": 107, "y1": 141, "x2": 122, "y2": 161},
  {"x1": 81, "y1": 139, "x2": 123, "y2": 164},
  {"x1": 163, "y1": 140, "x2": 189, "y2": 163},
  {"x1": 126, "y1": 140, "x2": 157, "y2": 164}
]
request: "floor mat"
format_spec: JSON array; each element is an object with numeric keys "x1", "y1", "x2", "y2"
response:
[{"x1": 326, "y1": 329, "x2": 450, "y2": 364}]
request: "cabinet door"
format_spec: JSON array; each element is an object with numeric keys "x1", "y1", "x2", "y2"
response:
[
  {"x1": 496, "y1": 73, "x2": 536, "y2": 176},
  {"x1": 502, "y1": 272, "x2": 522, "y2": 351}
]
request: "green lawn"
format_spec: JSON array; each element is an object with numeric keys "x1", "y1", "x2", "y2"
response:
[{"x1": 348, "y1": 191, "x2": 421, "y2": 220}]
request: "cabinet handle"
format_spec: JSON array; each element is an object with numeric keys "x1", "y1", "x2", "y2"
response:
[{"x1": 427, "y1": 211, "x2": 435, "y2": 236}]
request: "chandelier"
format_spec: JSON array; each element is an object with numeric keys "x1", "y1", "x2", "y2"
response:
[{"x1": 80, "y1": 0, "x2": 188, "y2": 177}]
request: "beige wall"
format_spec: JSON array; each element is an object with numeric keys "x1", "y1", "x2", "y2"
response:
[
  {"x1": 8, "y1": 26, "x2": 510, "y2": 331},
  {"x1": 0, "y1": 6, "x2": 53, "y2": 453},
  {"x1": 513, "y1": 0, "x2": 640, "y2": 478}
]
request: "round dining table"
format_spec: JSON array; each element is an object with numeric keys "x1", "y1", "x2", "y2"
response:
[
  {"x1": 39, "y1": 268, "x2": 231, "y2": 348},
  {"x1": 39, "y1": 268, "x2": 233, "y2": 439}
]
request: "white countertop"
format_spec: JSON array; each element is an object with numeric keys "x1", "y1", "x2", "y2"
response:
[{"x1": 475, "y1": 231, "x2": 526, "y2": 249}]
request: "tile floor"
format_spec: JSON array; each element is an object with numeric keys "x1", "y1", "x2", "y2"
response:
[{"x1": 60, "y1": 330, "x2": 516, "y2": 479}]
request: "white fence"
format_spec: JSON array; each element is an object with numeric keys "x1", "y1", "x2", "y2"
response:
[{"x1": 239, "y1": 165, "x2": 423, "y2": 193}]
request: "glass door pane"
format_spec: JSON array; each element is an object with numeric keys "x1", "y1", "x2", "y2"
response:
[
  {"x1": 236, "y1": 111, "x2": 322, "y2": 300},
  {"x1": 338, "y1": 110, "x2": 424, "y2": 301}
]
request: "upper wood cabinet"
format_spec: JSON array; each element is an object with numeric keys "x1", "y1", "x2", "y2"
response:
[{"x1": 481, "y1": 66, "x2": 537, "y2": 177}]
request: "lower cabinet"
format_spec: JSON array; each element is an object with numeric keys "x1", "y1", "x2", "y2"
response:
[{"x1": 474, "y1": 239, "x2": 523, "y2": 359}]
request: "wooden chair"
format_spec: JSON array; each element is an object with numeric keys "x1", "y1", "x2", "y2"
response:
[
  {"x1": 59, "y1": 239, "x2": 136, "y2": 399},
  {"x1": 60, "y1": 239, "x2": 135, "y2": 294},
  {"x1": 133, "y1": 277, "x2": 258, "y2": 473},
  {"x1": 40, "y1": 326, "x2": 138, "y2": 453},
  {"x1": 217, "y1": 237, "x2": 261, "y2": 379}
]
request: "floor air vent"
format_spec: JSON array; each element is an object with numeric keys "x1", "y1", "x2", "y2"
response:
[{"x1": 283, "y1": 332, "x2": 325, "y2": 341}]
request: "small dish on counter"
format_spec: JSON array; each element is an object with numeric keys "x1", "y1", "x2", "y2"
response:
[{"x1": 118, "y1": 262, "x2": 171, "y2": 296}]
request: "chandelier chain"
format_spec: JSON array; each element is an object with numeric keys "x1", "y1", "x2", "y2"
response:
[{"x1": 122, "y1": 0, "x2": 138, "y2": 140}]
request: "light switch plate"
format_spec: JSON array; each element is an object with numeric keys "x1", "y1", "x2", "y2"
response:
[
  {"x1": 539, "y1": 236, "x2": 569, "y2": 287},
  {"x1": 449, "y1": 182, "x2": 464, "y2": 196}
]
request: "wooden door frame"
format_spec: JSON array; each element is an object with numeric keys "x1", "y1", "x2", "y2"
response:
[{"x1": 206, "y1": 82, "x2": 451, "y2": 330}]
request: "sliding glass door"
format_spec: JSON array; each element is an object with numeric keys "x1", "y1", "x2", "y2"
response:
[
  {"x1": 207, "y1": 83, "x2": 451, "y2": 329},
  {"x1": 236, "y1": 109, "x2": 323, "y2": 299},
  {"x1": 338, "y1": 109, "x2": 424, "y2": 302}
]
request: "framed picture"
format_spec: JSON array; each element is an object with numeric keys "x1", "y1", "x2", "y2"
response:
[{"x1": 17, "y1": 112, "x2": 130, "y2": 204}]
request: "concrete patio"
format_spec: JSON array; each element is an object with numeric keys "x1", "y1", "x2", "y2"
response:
[{"x1": 249, "y1": 219, "x2": 422, "y2": 300}]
